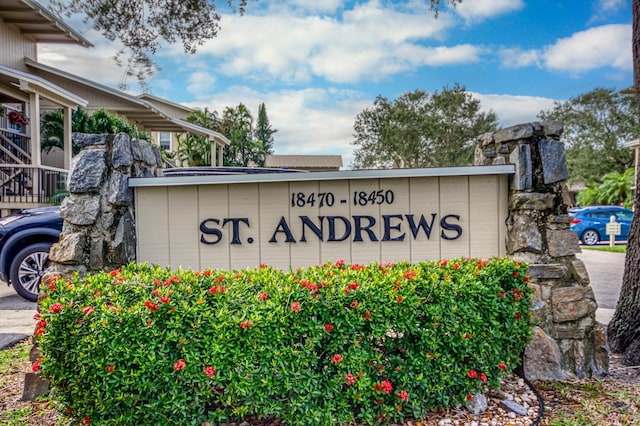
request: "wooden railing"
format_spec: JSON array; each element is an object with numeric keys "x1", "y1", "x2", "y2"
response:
[
  {"x1": 0, "y1": 165, "x2": 67, "y2": 205},
  {"x1": 0, "y1": 127, "x2": 31, "y2": 164}
]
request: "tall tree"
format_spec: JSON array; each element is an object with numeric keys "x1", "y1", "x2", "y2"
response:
[
  {"x1": 351, "y1": 84, "x2": 498, "y2": 169},
  {"x1": 254, "y1": 103, "x2": 276, "y2": 161},
  {"x1": 608, "y1": 0, "x2": 640, "y2": 366},
  {"x1": 538, "y1": 88, "x2": 638, "y2": 183}
]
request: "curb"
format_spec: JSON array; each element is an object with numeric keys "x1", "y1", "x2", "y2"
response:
[{"x1": 0, "y1": 333, "x2": 29, "y2": 350}]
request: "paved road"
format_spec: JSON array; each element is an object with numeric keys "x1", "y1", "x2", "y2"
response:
[
  {"x1": 0, "y1": 249, "x2": 627, "y2": 348},
  {"x1": 0, "y1": 283, "x2": 36, "y2": 349}
]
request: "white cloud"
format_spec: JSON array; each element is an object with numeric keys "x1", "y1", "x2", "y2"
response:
[
  {"x1": 590, "y1": 0, "x2": 628, "y2": 22},
  {"x1": 167, "y1": 0, "x2": 468, "y2": 84},
  {"x1": 498, "y1": 48, "x2": 541, "y2": 68},
  {"x1": 473, "y1": 93, "x2": 558, "y2": 126},
  {"x1": 498, "y1": 24, "x2": 632, "y2": 74},
  {"x1": 455, "y1": 0, "x2": 524, "y2": 24},
  {"x1": 186, "y1": 71, "x2": 217, "y2": 96},
  {"x1": 543, "y1": 24, "x2": 631, "y2": 73}
]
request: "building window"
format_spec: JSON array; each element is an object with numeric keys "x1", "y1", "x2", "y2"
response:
[{"x1": 159, "y1": 132, "x2": 171, "y2": 150}]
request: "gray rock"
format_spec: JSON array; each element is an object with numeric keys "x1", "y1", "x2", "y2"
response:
[
  {"x1": 543, "y1": 120, "x2": 564, "y2": 138},
  {"x1": 593, "y1": 323, "x2": 609, "y2": 376},
  {"x1": 112, "y1": 211, "x2": 136, "y2": 265},
  {"x1": 510, "y1": 144, "x2": 532, "y2": 190},
  {"x1": 112, "y1": 133, "x2": 133, "y2": 168},
  {"x1": 21, "y1": 373, "x2": 49, "y2": 401},
  {"x1": 539, "y1": 139, "x2": 569, "y2": 184},
  {"x1": 108, "y1": 171, "x2": 133, "y2": 206},
  {"x1": 547, "y1": 229, "x2": 580, "y2": 257},
  {"x1": 571, "y1": 259, "x2": 590, "y2": 285},
  {"x1": 59, "y1": 194, "x2": 100, "y2": 225},
  {"x1": 68, "y1": 149, "x2": 107, "y2": 193},
  {"x1": 494, "y1": 123, "x2": 534, "y2": 143},
  {"x1": 510, "y1": 192, "x2": 555, "y2": 210},
  {"x1": 507, "y1": 215, "x2": 542, "y2": 253},
  {"x1": 483, "y1": 147, "x2": 497, "y2": 158},
  {"x1": 48, "y1": 232, "x2": 86, "y2": 264},
  {"x1": 131, "y1": 138, "x2": 157, "y2": 165},
  {"x1": 524, "y1": 326, "x2": 564, "y2": 381},
  {"x1": 492, "y1": 156, "x2": 506, "y2": 165},
  {"x1": 551, "y1": 287, "x2": 597, "y2": 323},
  {"x1": 477, "y1": 132, "x2": 494, "y2": 147},
  {"x1": 500, "y1": 399, "x2": 528, "y2": 416},
  {"x1": 151, "y1": 145, "x2": 163, "y2": 166},
  {"x1": 72, "y1": 133, "x2": 112, "y2": 148},
  {"x1": 527, "y1": 263, "x2": 568, "y2": 279},
  {"x1": 552, "y1": 316, "x2": 595, "y2": 339},
  {"x1": 466, "y1": 393, "x2": 488, "y2": 415},
  {"x1": 90, "y1": 237, "x2": 105, "y2": 270}
]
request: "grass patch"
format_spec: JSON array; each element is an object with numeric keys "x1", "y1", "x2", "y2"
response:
[
  {"x1": 581, "y1": 244, "x2": 627, "y2": 253},
  {"x1": 0, "y1": 340, "x2": 30, "y2": 388}
]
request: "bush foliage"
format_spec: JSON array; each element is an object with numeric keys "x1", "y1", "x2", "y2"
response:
[{"x1": 35, "y1": 258, "x2": 532, "y2": 425}]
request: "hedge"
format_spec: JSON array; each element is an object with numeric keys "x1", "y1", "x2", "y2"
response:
[{"x1": 34, "y1": 258, "x2": 532, "y2": 425}]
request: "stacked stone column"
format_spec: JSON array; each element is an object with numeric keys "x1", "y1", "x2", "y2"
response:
[
  {"x1": 474, "y1": 122, "x2": 609, "y2": 380},
  {"x1": 46, "y1": 132, "x2": 163, "y2": 280}
]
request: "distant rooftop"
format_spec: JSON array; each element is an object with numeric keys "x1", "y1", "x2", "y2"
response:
[{"x1": 265, "y1": 155, "x2": 343, "y2": 171}]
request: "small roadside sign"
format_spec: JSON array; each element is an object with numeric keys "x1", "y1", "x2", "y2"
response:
[{"x1": 605, "y1": 215, "x2": 621, "y2": 247}]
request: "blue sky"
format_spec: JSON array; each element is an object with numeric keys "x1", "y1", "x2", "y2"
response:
[{"x1": 39, "y1": 0, "x2": 633, "y2": 166}]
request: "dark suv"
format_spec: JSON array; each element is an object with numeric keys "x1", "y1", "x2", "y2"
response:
[{"x1": 0, "y1": 207, "x2": 62, "y2": 301}]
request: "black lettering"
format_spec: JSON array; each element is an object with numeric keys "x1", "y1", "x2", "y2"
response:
[
  {"x1": 382, "y1": 215, "x2": 405, "y2": 241},
  {"x1": 199, "y1": 218, "x2": 222, "y2": 245},
  {"x1": 405, "y1": 214, "x2": 437, "y2": 239},
  {"x1": 440, "y1": 214, "x2": 462, "y2": 240},
  {"x1": 300, "y1": 216, "x2": 324, "y2": 242},
  {"x1": 222, "y1": 218, "x2": 250, "y2": 244},
  {"x1": 327, "y1": 216, "x2": 352, "y2": 242},
  {"x1": 353, "y1": 215, "x2": 378, "y2": 242},
  {"x1": 269, "y1": 217, "x2": 297, "y2": 243}
]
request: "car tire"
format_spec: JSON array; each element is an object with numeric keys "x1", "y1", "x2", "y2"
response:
[
  {"x1": 9, "y1": 243, "x2": 52, "y2": 302},
  {"x1": 581, "y1": 229, "x2": 600, "y2": 246}
]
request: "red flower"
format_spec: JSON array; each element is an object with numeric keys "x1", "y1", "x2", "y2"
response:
[
  {"x1": 397, "y1": 390, "x2": 409, "y2": 401},
  {"x1": 324, "y1": 323, "x2": 333, "y2": 332},
  {"x1": 513, "y1": 271, "x2": 519, "y2": 278},
  {"x1": 524, "y1": 275, "x2": 530, "y2": 282},
  {"x1": 105, "y1": 365, "x2": 115, "y2": 373},
  {"x1": 335, "y1": 259, "x2": 345, "y2": 267},
  {"x1": 403, "y1": 270, "x2": 417, "y2": 280},
  {"x1": 164, "y1": 276, "x2": 180, "y2": 286},
  {"x1": 47, "y1": 283, "x2": 56, "y2": 291},
  {"x1": 331, "y1": 354, "x2": 343, "y2": 364},
  {"x1": 258, "y1": 292, "x2": 269, "y2": 301},
  {"x1": 463, "y1": 333, "x2": 471, "y2": 339},
  {"x1": 160, "y1": 296, "x2": 171, "y2": 304},
  {"x1": 380, "y1": 380, "x2": 393, "y2": 394},
  {"x1": 396, "y1": 296, "x2": 403, "y2": 303},
  {"x1": 31, "y1": 358, "x2": 42, "y2": 372},
  {"x1": 350, "y1": 300, "x2": 360, "y2": 309},
  {"x1": 173, "y1": 359, "x2": 186, "y2": 371},
  {"x1": 240, "y1": 320, "x2": 252, "y2": 329},
  {"x1": 260, "y1": 263, "x2": 268, "y2": 269},
  {"x1": 498, "y1": 363, "x2": 507, "y2": 370},
  {"x1": 290, "y1": 301, "x2": 301, "y2": 312},
  {"x1": 82, "y1": 306, "x2": 95, "y2": 315},
  {"x1": 466, "y1": 394, "x2": 474, "y2": 402},
  {"x1": 467, "y1": 369, "x2": 478, "y2": 379},
  {"x1": 480, "y1": 372, "x2": 488, "y2": 383},
  {"x1": 49, "y1": 303, "x2": 62, "y2": 313},
  {"x1": 204, "y1": 366, "x2": 217, "y2": 378},
  {"x1": 152, "y1": 289, "x2": 160, "y2": 297},
  {"x1": 498, "y1": 291, "x2": 506, "y2": 298},
  {"x1": 144, "y1": 300, "x2": 158, "y2": 311},
  {"x1": 208, "y1": 285, "x2": 227, "y2": 295},
  {"x1": 453, "y1": 262, "x2": 461, "y2": 270},
  {"x1": 348, "y1": 281, "x2": 359, "y2": 290},
  {"x1": 82, "y1": 416, "x2": 91, "y2": 425},
  {"x1": 515, "y1": 312, "x2": 522, "y2": 319},
  {"x1": 33, "y1": 312, "x2": 41, "y2": 320},
  {"x1": 109, "y1": 269, "x2": 121, "y2": 277},
  {"x1": 362, "y1": 311, "x2": 372, "y2": 320},
  {"x1": 439, "y1": 259, "x2": 448, "y2": 267},
  {"x1": 346, "y1": 373, "x2": 356, "y2": 386}
]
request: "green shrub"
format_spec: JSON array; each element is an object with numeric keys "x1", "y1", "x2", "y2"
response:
[{"x1": 35, "y1": 258, "x2": 532, "y2": 426}]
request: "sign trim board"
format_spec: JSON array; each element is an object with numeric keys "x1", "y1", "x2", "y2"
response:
[{"x1": 131, "y1": 166, "x2": 514, "y2": 271}]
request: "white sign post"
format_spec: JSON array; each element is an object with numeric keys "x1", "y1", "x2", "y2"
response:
[{"x1": 605, "y1": 215, "x2": 621, "y2": 247}]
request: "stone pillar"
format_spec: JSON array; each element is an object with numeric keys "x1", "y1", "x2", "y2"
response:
[
  {"x1": 23, "y1": 133, "x2": 163, "y2": 400},
  {"x1": 474, "y1": 121, "x2": 609, "y2": 380}
]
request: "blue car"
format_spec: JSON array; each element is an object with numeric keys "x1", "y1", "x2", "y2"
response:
[{"x1": 569, "y1": 206, "x2": 633, "y2": 246}]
